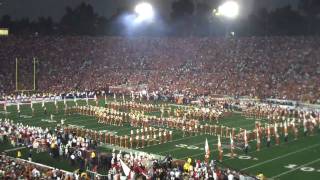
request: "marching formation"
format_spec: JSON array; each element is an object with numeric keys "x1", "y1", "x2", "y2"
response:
[{"x1": 1, "y1": 93, "x2": 319, "y2": 180}]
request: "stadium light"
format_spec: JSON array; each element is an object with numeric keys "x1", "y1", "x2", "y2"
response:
[
  {"x1": 216, "y1": 1, "x2": 239, "y2": 19},
  {"x1": 134, "y1": 2, "x2": 154, "y2": 23}
]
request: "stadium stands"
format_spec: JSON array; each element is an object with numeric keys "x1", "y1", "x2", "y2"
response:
[{"x1": 0, "y1": 36, "x2": 319, "y2": 103}]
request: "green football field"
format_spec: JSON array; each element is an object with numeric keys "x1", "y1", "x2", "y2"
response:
[{"x1": 1, "y1": 98, "x2": 320, "y2": 180}]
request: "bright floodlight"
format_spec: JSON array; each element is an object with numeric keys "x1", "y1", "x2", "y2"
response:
[
  {"x1": 134, "y1": 2, "x2": 154, "y2": 22},
  {"x1": 218, "y1": 1, "x2": 239, "y2": 19}
]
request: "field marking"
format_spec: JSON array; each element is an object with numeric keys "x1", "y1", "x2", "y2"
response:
[
  {"x1": 178, "y1": 142, "x2": 233, "y2": 160},
  {"x1": 144, "y1": 135, "x2": 210, "y2": 149},
  {"x1": 218, "y1": 117, "x2": 250, "y2": 126},
  {"x1": 240, "y1": 143, "x2": 320, "y2": 171},
  {"x1": 158, "y1": 138, "x2": 218, "y2": 155},
  {"x1": 4, "y1": 146, "x2": 26, "y2": 152},
  {"x1": 0, "y1": 111, "x2": 11, "y2": 114},
  {"x1": 221, "y1": 133, "x2": 320, "y2": 163},
  {"x1": 271, "y1": 158, "x2": 320, "y2": 179}
]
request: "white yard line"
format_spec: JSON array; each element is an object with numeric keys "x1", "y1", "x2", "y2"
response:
[
  {"x1": 271, "y1": 158, "x2": 320, "y2": 179},
  {"x1": 158, "y1": 138, "x2": 218, "y2": 154},
  {"x1": 143, "y1": 134, "x2": 210, "y2": 149},
  {"x1": 222, "y1": 135, "x2": 319, "y2": 163},
  {"x1": 4, "y1": 146, "x2": 26, "y2": 152},
  {"x1": 240, "y1": 143, "x2": 320, "y2": 171}
]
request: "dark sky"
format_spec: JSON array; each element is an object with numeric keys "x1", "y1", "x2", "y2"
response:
[{"x1": 0, "y1": 0, "x2": 299, "y2": 21}]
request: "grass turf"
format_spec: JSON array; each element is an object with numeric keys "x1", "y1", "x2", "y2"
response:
[{"x1": 1, "y1": 98, "x2": 320, "y2": 179}]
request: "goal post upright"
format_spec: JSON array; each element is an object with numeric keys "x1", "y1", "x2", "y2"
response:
[
  {"x1": 33, "y1": 57, "x2": 36, "y2": 91},
  {"x1": 15, "y1": 57, "x2": 18, "y2": 91},
  {"x1": 15, "y1": 57, "x2": 38, "y2": 93}
]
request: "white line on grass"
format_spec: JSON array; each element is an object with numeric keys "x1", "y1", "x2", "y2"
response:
[
  {"x1": 222, "y1": 134, "x2": 320, "y2": 163},
  {"x1": 4, "y1": 146, "x2": 26, "y2": 152},
  {"x1": 240, "y1": 143, "x2": 320, "y2": 171},
  {"x1": 144, "y1": 135, "x2": 209, "y2": 149},
  {"x1": 158, "y1": 138, "x2": 218, "y2": 155},
  {"x1": 271, "y1": 158, "x2": 320, "y2": 179}
]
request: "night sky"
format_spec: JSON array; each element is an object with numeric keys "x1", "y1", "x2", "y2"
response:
[{"x1": 0, "y1": 0, "x2": 299, "y2": 21}]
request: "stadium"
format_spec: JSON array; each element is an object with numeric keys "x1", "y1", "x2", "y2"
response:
[{"x1": 0, "y1": 0, "x2": 320, "y2": 180}]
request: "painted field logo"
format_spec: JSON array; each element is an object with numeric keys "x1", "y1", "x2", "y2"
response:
[
  {"x1": 224, "y1": 153, "x2": 258, "y2": 160},
  {"x1": 175, "y1": 144, "x2": 204, "y2": 150},
  {"x1": 285, "y1": 164, "x2": 320, "y2": 173},
  {"x1": 68, "y1": 124, "x2": 85, "y2": 128},
  {"x1": 99, "y1": 130, "x2": 118, "y2": 134},
  {"x1": 0, "y1": 111, "x2": 11, "y2": 114},
  {"x1": 41, "y1": 119, "x2": 57, "y2": 123},
  {"x1": 20, "y1": 115, "x2": 32, "y2": 118}
]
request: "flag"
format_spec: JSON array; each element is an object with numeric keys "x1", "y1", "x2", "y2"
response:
[
  {"x1": 205, "y1": 138, "x2": 210, "y2": 162},
  {"x1": 244, "y1": 130, "x2": 248, "y2": 147},
  {"x1": 64, "y1": 97, "x2": 66, "y2": 106},
  {"x1": 292, "y1": 122, "x2": 298, "y2": 140},
  {"x1": 104, "y1": 95, "x2": 107, "y2": 105},
  {"x1": 275, "y1": 123, "x2": 280, "y2": 145},
  {"x1": 119, "y1": 158, "x2": 131, "y2": 177},
  {"x1": 17, "y1": 102, "x2": 20, "y2": 111},
  {"x1": 284, "y1": 121, "x2": 288, "y2": 142},
  {"x1": 131, "y1": 91, "x2": 134, "y2": 101},
  {"x1": 267, "y1": 124, "x2": 271, "y2": 141},
  {"x1": 284, "y1": 121, "x2": 288, "y2": 137},
  {"x1": 74, "y1": 96, "x2": 78, "y2": 106},
  {"x1": 42, "y1": 99, "x2": 45, "y2": 108},
  {"x1": 256, "y1": 129, "x2": 261, "y2": 151},
  {"x1": 30, "y1": 101, "x2": 33, "y2": 109},
  {"x1": 4, "y1": 100, "x2": 7, "y2": 112},
  {"x1": 113, "y1": 93, "x2": 116, "y2": 100},
  {"x1": 54, "y1": 98, "x2": 58, "y2": 110},
  {"x1": 218, "y1": 135, "x2": 223, "y2": 162},
  {"x1": 146, "y1": 92, "x2": 150, "y2": 101},
  {"x1": 230, "y1": 133, "x2": 234, "y2": 158},
  {"x1": 86, "y1": 95, "x2": 89, "y2": 106},
  {"x1": 94, "y1": 94, "x2": 98, "y2": 106}
]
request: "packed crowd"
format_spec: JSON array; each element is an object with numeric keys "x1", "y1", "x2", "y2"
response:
[
  {"x1": 0, "y1": 118, "x2": 101, "y2": 179},
  {"x1": 0, "y1": 155, "x2": 70, "y2": 179},
  {"x1": 0, "y1": 118, "x2": 260, "y2": 179},
  {"x1": 1, "y1": 36, "x2": 319, "y2": 103},
  {"x1": 104, "y1": 151, "x2": 258, "y2": 180}
]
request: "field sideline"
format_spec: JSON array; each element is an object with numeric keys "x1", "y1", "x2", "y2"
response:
[{"x1": 1, "y1": 98, "x2": 320, "y2": 179}]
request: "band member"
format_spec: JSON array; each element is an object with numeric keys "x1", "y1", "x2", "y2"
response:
[
  {"x1": 141, "y1": 135, "x2": 145, "y2": 148},
  {"x1": 105, "y1": 133, "x2": 109, "y2": 144},
  {"x1": 284, "y1": 121, "x2": 288, "y2": 142},
  {"x1": 146, "y1": 135, "x2": 150, "y2": 147},
  {"x1": 130, "y1": 136, "x2": 133, "y2": 149},
  {"x1": 169, "y1": 131, "x2": 173, "y2": 142},
  {"x1": 135, "y1": 135, "x2": 139, "y2": 149},
  {"x1": 256, "y1": 130, "x2": 261, "y2": 151},
  {"x1": 120, "y1": 136, "x2": 123, "y2": 147},
  {"x1": 244, "y1": 130, "x2": 249, "y2": 155},
  {"x1": 124, "y1": 135, "x2": 128, "y2": 148},
  {"x1": 275, "y1": 123, "x2": 280, "y2": 146},
  {"x1": 153, "y1": 134, "x2": 157, "y2": 145},
  {"x1": 267, "y1": 125, "x2": 271, "y2": 147},
  {"x1": 200, "y1": 125, "x2": 204, "y2": 135},
  {"x1": 188, "y1": 126, "x2": 192, "y2": 136},
  {"x1": 159, "y1": 131, "x2": 162, "y2": 144},
  {"x1": 44, "y1": 106, "x2": 47, "y2": 115}
]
